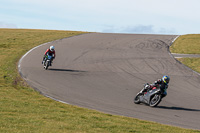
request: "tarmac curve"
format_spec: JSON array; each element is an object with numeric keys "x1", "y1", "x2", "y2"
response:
[{"x1": 19, "y1": 33, "x2": 200, "y2": 130}]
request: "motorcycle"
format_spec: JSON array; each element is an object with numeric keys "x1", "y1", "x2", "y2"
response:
[
  {"x1": 43, "y1": 54, "x2": 53, "y2": 70},
  {"x1": 134, "y1": 84, "x2": 165, "y2": 107}
]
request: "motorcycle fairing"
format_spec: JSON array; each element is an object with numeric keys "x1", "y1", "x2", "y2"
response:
[{"x1": 139, "y1": 89, "x2": 161, "y2": 105}]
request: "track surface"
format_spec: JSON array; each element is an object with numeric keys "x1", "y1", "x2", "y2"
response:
[{"x1": 19, "y1": 33, "x2": 200, "y2": 130}]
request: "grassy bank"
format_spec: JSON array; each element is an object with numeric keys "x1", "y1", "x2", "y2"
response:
[
  {"x1": 0, "y1": 29, "x2": 199, "y2": 133},
  {"x1": 170, "y1": 34, "x2": 200, "y2": 73}
]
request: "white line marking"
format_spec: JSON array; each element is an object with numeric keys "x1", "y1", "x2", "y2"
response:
[{"x1": 18, "y1": 42, "x2": 50, "y2": 70}]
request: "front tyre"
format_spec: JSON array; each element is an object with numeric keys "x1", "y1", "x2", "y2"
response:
[
  {"x1": 44, "y1": 61, "x2": 49, "y2": 70},
  {"x1": 134, "y1": 93, "x2": 142, "y2": 104},
  {"x1": 149, "y1": 94, "x2": 161, "y2": 107}
]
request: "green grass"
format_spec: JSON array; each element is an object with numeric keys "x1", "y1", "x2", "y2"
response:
[
  {"x1": 176, "y1": 58, "x2": 200, "y2": 73},
  {"x1": 0, "y1": 29, "x2": 199, "y2": 133},
  {"x1": 170, "y1": 34, "x2": 200, "y2": 54},
  {"x1": 170, "y1": 34, "x2": 200, "y2": 73}
]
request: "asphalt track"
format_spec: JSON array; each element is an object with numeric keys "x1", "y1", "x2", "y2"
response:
[{"x1": 19, "y1": 33, "x2": 200, "y2": 130}]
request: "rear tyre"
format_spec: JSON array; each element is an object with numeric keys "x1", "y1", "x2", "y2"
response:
[{"x1": 149, "y1": 94, "x2": 161, "y2": 107}]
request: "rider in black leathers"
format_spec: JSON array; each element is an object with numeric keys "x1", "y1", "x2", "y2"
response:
[{"x1": 142, "y1": 75, "x2": 170, "y2": 97}]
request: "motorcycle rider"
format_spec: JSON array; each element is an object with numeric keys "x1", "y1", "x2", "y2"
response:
[
  {"x1": 42, "y1": 46, "x2": 56, "y2": 66},
  {"x1": 142, "y1": 75, "x2": 170, "y2": 97}
]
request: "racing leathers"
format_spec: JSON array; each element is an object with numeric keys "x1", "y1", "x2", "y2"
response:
[
  {"x1": 143, "y1": 79, "x2": 168, "y2": 97},
  {"x1": 42, "y1": 49, "x2": 56, "y2": 65}
]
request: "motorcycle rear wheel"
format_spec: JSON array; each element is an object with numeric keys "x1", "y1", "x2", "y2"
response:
[{"x1": 149, "y1": 94, "x2": 161, "y2": 107}]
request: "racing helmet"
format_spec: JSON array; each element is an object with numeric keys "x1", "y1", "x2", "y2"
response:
[
  {"x1": 50, "y1": 46, "x2": 55, "y2": 52},
  {"x1": 162, "y1": 75, "x2": 170, "y2": 84}
]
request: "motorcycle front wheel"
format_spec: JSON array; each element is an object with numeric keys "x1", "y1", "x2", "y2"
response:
[
  {"x1": 44, "y1": 61, "x2": 49, "y2": 70},
  {"x1": 149, "y1": 94, "x2": 161, "y2": 107},
  {"x1": 134, "y1": 93, "x2": 142, "y2": 104}
]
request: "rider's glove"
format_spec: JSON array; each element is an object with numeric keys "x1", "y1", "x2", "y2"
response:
[{"x1": 145, "y1": 84, "x2": 151, "y2": 89}]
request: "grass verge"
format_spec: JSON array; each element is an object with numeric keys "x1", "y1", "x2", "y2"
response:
[
  {"x1": 170, "y1": 34, "x2": 200, "y2": 73},
  {"x1": 0, "y1": 29, "x2": 199, "y2": 133}
]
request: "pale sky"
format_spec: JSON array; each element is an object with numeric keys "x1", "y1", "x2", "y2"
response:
[{"x1": 1, "y1": 0, "x2": 200, "y2": 35}]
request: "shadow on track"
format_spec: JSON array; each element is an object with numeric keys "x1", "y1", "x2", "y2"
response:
[
  {"x1": 157, "y1": 106, "x2": 200, "y2": 112},
  {"x1": 48, "y1": 68, "x2": 86, "y2": 72}
]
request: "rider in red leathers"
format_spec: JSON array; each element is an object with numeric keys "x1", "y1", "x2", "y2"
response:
[{"x1": 42, "y1": 46, "x2": 55, "y2": 66}]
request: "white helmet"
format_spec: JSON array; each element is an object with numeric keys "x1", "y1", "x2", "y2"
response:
[{"x1": 50, "y1": 46, "x2": 55, "y2": 52}]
